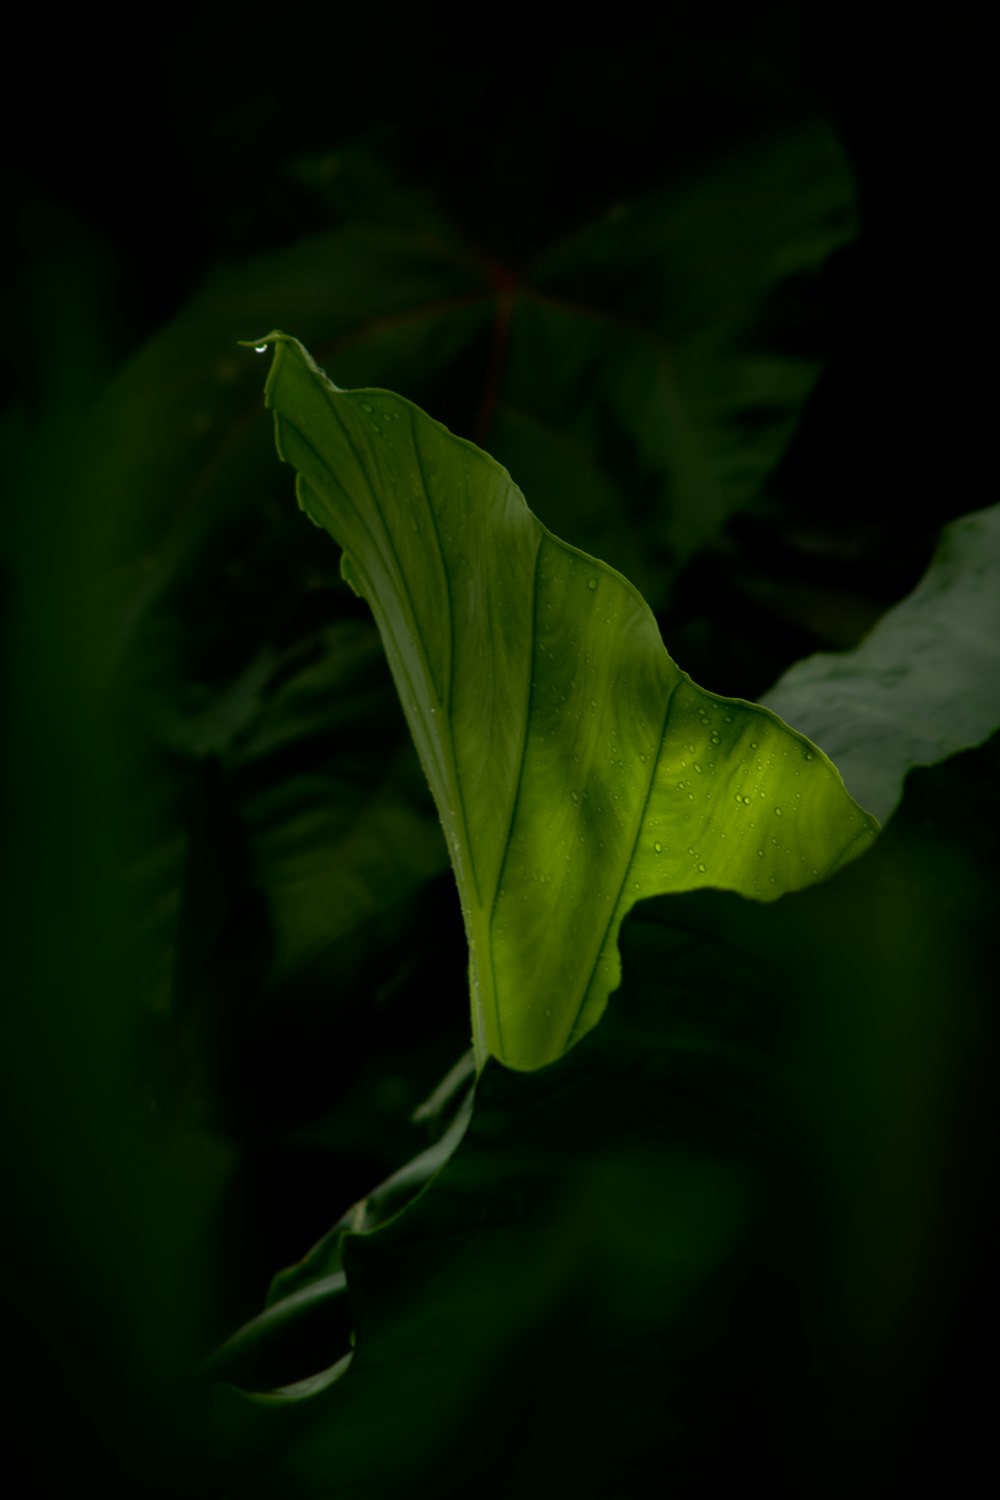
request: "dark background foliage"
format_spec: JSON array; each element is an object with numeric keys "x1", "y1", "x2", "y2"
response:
[{"x1": 1, "y1": 2, "x2": 996, "y2": 1493}]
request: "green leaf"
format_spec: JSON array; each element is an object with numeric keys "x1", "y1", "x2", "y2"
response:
[
  {"x1": 217, "y1": 737, "x2": 997, "y2": 1499},
  {"x1": 761, "y1": 502, "x2": 1000, "y2": 821},
  {"x1": 230, "y1": 624, "x2": 448, "y2": 986},
  {"x1": 251, "y1": 332, "x2": 877, "y2": 1070},
  {"x1": 206, "y1": 1076, "x2": 475, "y2": 1396},
  {"x1": 56, "y1": 122, "x2": 852, "y2": 1026},
  {"x1": 495, "y1": 116, "x2": 858, "y2": 603}
]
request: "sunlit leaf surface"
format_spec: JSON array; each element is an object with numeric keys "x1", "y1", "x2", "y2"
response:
[{"x1": 253, "y1": 332, "x2": 877, "y2": 1069}]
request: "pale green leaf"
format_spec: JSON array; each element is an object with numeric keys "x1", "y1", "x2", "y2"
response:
[
  {"x1": 252, "y1": 332, "x2": 878, "y2": 1070},
  {"x1": 761, "y1": 503, "x2": 1000, "y2": 821}
]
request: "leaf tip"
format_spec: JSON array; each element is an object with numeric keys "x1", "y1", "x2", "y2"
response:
[{"x1": 238, "y1": 330, "x2": 286, "y2": 353}]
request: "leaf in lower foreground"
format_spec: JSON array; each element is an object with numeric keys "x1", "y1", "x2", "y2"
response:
[
  {"x1": 250, "y1": 331, "x2": 877, "y2": 1070},
  {"x1": 760, "y1": 502, "x2": 1000, "y2": 822}
]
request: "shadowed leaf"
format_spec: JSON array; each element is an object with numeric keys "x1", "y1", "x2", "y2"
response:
[{"x1": 761, "y1": 503, "x2": 1000, "y2": 820}]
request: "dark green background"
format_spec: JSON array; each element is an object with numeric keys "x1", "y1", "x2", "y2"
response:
[{"x1": 1, "y1": 3, "x2": 996, "y2": 1493}]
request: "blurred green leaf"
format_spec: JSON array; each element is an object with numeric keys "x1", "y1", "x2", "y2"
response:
[
  {"x1": 207, "y1": 1074, "x2": 475, "y2": 1395},
  {"x1": 224, "y1": 623, "x2": 448, "y2": 987},
  {"x1": 495, "y1": 116, "x2": 858, "y2": 603},
  {"x1": 761, "y1": 503, "x2": 1000, "y2": 820}
]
